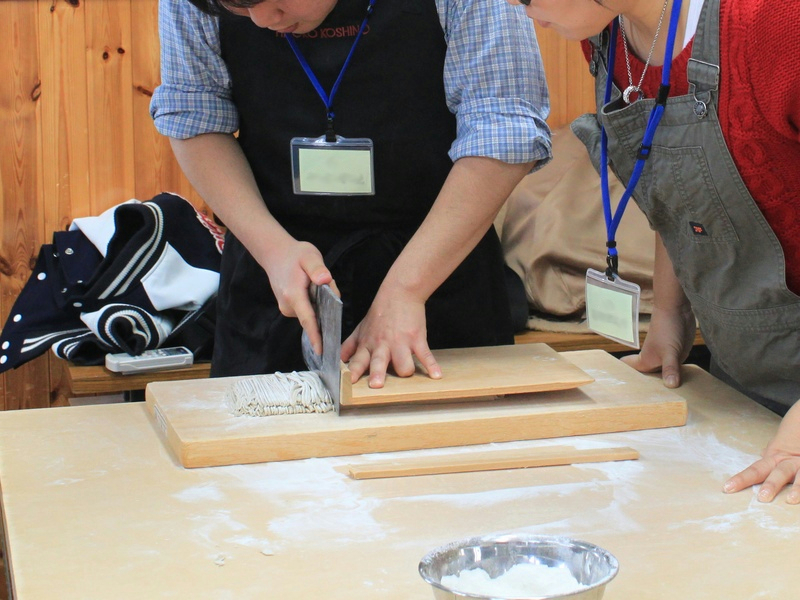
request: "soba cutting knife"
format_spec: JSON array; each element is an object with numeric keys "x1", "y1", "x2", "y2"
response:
[{"x1": 300, "y1": 283, "x2": 345, "y2": 413}]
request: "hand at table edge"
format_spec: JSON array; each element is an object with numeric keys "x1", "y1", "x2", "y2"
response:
[{"x1": 724, "y1": 401, "x2": 800, "y2": 505}]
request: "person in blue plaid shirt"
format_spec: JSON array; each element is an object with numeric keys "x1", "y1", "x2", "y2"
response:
[{"x1": 151, "y1": 0, "x2": 550, "y2": 387}]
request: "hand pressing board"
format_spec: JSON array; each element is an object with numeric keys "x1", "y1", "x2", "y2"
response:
[{"x1": 344, "y1": 445, "x2": 640, "y2": 479}]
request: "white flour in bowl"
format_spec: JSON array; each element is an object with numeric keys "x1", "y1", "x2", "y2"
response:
[{"x1": 441, "y1": 562, "x2": 588, "y2": 597}]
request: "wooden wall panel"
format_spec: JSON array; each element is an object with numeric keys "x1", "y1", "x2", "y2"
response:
[
  {"x1": 535, "y1": 25, "x2": 596, "y2": 130},
  {"x1": 38, "y1": 1, "x2": 93, "y2": 407},
  {"x1": 130, "y1": 0, "x2": 203, "y2": 204},
  {"x1": 0, "y1": 1, "x2": 596, "y2": 412},
  {"x1": 0, "y1": 0, "x2": 210, "y2": 411},
  {"x1": 1, "y1": 0, "x2": 49, "y2": 410},
  {"x1": 38, "y1": 0, "x2": 91, "y2": 233},
  {"x1": 85, "y1": 0, "x2": 137, "y2": 212}
]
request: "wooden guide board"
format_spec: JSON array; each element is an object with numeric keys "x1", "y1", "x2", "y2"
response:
[
  {"x1": 146, "y1": 350, "x2": 688, "y2": 468},
  {"x1": 340, "y1": 343, "x2": 593, "y2": 406}
]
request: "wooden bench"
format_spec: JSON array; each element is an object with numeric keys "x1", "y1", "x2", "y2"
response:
[
  {"x1": 514, "y1": 328, "x2": 706, "y2": 353},
  {"x1": 50, "y1": 329, "x2": 705, "y2": 407},
  {"x1": 51, "y1": 362, "x2": 212, "y2": 407}
]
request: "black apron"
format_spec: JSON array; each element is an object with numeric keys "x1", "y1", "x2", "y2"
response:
[
  {"x1": 212, "y1": 0, "x2": 513, "y2": 376},
  {"x1": 573, "y1": 0, "x2": 800, "y2": 409}
]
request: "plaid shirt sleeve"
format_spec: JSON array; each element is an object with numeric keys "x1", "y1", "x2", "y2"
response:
[
  {"x1": 151, "y1": 0, "x2": 551, "y2": 170},
  {"x1": 150, "y1": 0, "x2": 239, "y2": 139},
  {"x1": 438, "y1": 0, "x2": 551, "y2": 169}
]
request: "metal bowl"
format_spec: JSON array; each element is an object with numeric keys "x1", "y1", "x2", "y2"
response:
[{"x1": 419, "y1": 533, "x2": 619, "y2": 600}]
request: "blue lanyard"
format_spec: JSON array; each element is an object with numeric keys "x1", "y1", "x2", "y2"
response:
[
  {"x1": 285, "y1": 0, "x2": 376, "y2": 142},
  {"x1": 601, "y1": 0, "x2": 683, "y2": 278}
]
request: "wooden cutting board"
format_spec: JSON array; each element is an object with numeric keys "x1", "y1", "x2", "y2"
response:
[{"x1": 146, "y1": 349, "x2": 687, "y2": 468}]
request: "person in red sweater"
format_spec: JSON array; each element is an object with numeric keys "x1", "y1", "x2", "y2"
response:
[{"x1": 509, "y1": 0, "x2": 800, "y2": 503}]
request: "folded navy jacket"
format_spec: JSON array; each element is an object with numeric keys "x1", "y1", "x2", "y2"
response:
[{"x1": 0, "y1": 193, "x2": 224, "y2": 373}]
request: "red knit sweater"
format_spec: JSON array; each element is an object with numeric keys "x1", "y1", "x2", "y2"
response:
[{"x1": 582, "y1": 0, "x2": 800, "y2": 294}]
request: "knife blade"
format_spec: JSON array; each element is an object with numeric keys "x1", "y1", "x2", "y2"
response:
[{"x1": 300, "y1": 283, "x2": 343, "y2": 412}]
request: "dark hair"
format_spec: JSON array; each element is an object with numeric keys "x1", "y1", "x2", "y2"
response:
[{"x1": 185, "y1": 0, "x2": 263, "y2": 17}]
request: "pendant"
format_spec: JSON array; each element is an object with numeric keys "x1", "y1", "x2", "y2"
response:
[{"x1": 623, "y1": 85, "x2": 643, "y2": 104}]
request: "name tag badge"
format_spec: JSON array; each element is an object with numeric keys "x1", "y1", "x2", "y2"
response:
[
  {"x1": 585, "y1": 268, "x2": 641, "y2": 349},
  {"x1": 290, "y1": 136, "x2": 375, "y2": 196}
]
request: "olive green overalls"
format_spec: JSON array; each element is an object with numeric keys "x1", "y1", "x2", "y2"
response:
[{"x1": 573, "y1": 0, "x2": 800, "y2": 412}]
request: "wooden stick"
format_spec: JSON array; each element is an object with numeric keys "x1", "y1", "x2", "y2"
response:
[{"x1": 345, "y1": 445, "x2": 639, "y2": 480}]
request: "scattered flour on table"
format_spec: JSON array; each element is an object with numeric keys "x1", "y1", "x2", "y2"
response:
[
  {"x1": 49, "y1": 478, "x2": 86, "y2": 486},
  {"x1": 217, "y1": 461, "x2": 388, "y2": 544},
  {"x1": 671, "y1": 490, "x2": 800, "y2": 538},
  {"x1": 224, "y1": 534, "x2": 276, "y2": 556},
  {"x1": 441, "y1": 563, "x2": 587, "y2": 598},
  {"x1": 173, "y1": 482, "x2": 225, "y2": 502},
  {"x1": 582, "y1": 368, "x2": 628, "y2": 387}
]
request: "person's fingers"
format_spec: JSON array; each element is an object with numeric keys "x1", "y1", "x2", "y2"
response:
[
  {"x1": 756, "y1": 466, "x2": 791, "y2": 503},
  {"x1": 757, "y1": 458, "x2": 800, "y2": 503},
  {"x1": 659, "y1": 353, "x2": 682, "y2": 388},
  {"x1": 723, "y1": 458, "x2": 774, "y2": 495},
  {"x1": 412, "y1": 344, "x2": 442, "y2": 380},
  {"x1": 620, "y1": 352, "x2": 647, "y2": 372},
  {"x1": 786, "y1": 472, "x2": 800, "y2": 505},
  {"x1": 289, "y1": 243, "x2": 331, "y2": 289},
  {"x1": 621, "y1": 350, "x2": 682, "y2": 388},
  {"x1": 341, "y1": 332, "x2": 357, "y2": 363},
  {"x1": 390, "y1": 347, "x2": 417, "y2": 379},
  {"x1": 368, "y1": 346, "x2": 391, "y2": 389},
  {"x1": 302, "y1": 257, "x2": 332, "y2": 287},
  {"x1": 295, "y1": 296, "x2": 322, "y2": 355},
  {"x1": 346, "y1": 345, "x2": 370, "y2": 384}
]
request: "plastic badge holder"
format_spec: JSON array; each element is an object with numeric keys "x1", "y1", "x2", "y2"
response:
[
  {"x1": 290, "y1": 135, "x2": 375, "y2": 196},
  {"x1": 585, "y1": 268, "x2": 641, "y2": 349}
]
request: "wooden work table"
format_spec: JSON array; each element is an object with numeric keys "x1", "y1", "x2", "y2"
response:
[{"x1": 0, "y1": 353, "x2": 796, "y2": 599}]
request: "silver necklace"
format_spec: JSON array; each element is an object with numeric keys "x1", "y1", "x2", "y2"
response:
[{"x1": 619, "y1": 0, "x2": 670, "y2": 104}]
